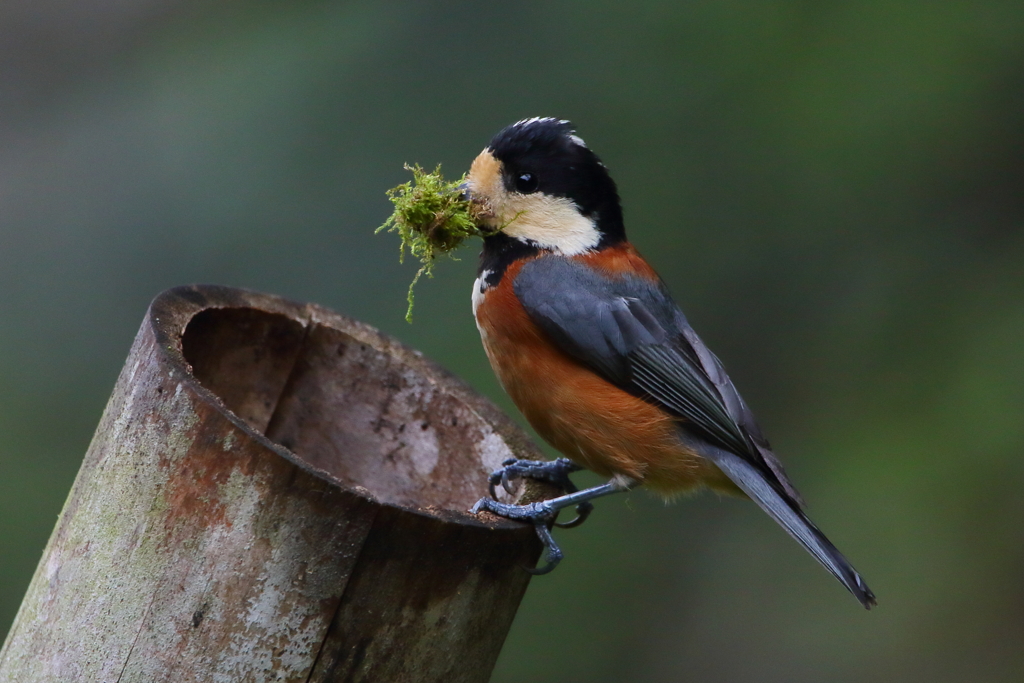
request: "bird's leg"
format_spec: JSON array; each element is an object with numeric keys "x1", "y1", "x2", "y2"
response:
[
  {"x1": 471, "y1": 478, "x2": 632, "y2": 574},
  {"x1": 486, "y1": 457, "x2": 592, "y2": 527}
]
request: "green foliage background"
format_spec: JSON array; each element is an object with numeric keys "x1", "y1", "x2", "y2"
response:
[{"x1": 1, "y1": 1, "x2": 1022, "y2": 680}]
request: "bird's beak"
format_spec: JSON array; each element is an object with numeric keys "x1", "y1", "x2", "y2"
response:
[{"x1": 459, "y1": 179, "x2": 495, "y2": 226}]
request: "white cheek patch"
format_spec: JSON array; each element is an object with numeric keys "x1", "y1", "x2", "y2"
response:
[{"x1": 500, "y1": 194, "x2": 601, "y2": 256}]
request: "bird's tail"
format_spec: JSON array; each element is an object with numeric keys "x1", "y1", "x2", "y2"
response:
[{"x1": 702, "y1": 445, "x2": 876, "y2": 609}]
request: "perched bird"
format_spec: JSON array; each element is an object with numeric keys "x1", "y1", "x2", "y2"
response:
[{"x1": 464, "y1": 117, "x2": 875, "y2": 608}]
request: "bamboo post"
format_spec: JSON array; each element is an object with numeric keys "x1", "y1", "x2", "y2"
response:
[{"x1": 0, "y1": 285, "x2": 543, "y2": 682}]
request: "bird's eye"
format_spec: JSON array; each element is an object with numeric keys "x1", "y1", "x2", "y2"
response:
[{"x1": 514, "y1": 172, "x2": 539, "y2": 194}]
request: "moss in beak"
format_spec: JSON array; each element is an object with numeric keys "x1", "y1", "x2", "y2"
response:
[{"x1": 376, "y1": 164, "x2": 494, "y2": 322}]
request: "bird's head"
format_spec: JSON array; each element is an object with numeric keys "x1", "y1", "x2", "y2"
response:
[{"x1": 464, "y1": 118, "x2": 624, "y2": 255}]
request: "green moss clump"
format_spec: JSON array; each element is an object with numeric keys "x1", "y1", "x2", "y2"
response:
[{"x1": 376, "y1": 164, "x2": 491, "y2": 322}]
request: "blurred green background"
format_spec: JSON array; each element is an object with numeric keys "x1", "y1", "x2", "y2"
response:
[{"x1": 2, "y1": 1, "x2": 1023, "y2": 680}]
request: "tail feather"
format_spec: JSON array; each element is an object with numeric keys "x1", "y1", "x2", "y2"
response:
[{"x1": 703, "y1": 445, "x2": 876, "y2": 609}]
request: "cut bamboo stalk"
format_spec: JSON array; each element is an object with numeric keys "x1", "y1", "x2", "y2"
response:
[{"x1": 0, "y1": 285, "x2": 543, "y2": 682}]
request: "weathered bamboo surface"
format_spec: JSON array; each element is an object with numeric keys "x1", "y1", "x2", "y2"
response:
[{"x1": 0, "y1": 285, "x2": 543, "y2": 682}]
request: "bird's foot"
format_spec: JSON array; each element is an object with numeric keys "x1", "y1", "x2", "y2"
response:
[
  {"x1": 487, "y1": 457, "x2": 583, "y2": 497},
  {"x1": 486, "y1": 457, "x2": 591, "y2": 528},
  {"x1": 471, "y1": 478, "x2": 631, "y2": 574},
  {"x1": 473, "y1": 475, "x2": 630, "y2": 577},
  {"x1": 470, "y1": 497, "x2": 565, "y2": 574}
]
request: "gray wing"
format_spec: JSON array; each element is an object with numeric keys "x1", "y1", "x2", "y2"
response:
[{"x1": 514, "y1": 255, "x2": 800, "y2": 502}]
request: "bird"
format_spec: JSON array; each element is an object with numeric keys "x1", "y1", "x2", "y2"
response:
[{"x1": 462, "y1": 117, "x2": 875, "y2": 609}]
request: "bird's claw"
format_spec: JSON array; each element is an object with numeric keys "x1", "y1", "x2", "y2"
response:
[
  {"x1": 486, "y1": 457, "x2": 584, "y2": 501},
  {"x1": 527, "y1": 523, "x2": 563, "y2": 574},
  {"x1": 470, "y1": 497, "x2": 564, "y2": 574},
  {"x1": 554, "y1": 501, "x2": 593, "y2": 528},
  {"x1": 471, "y1": 496, "x2": 556, "y2": 523}
]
